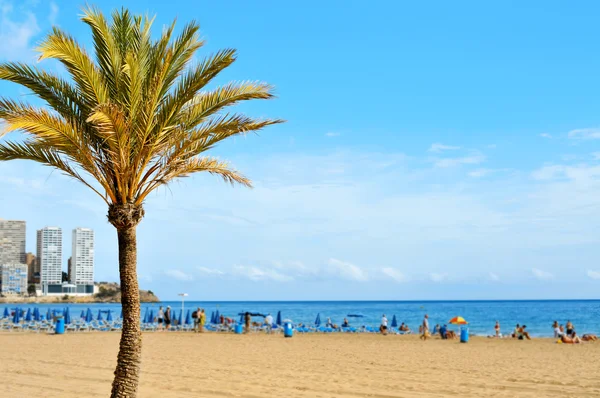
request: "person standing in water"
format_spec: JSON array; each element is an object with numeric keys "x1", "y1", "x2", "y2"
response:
[{"x1": 494, "y1": 321, "x2": 500, "y2": 337}]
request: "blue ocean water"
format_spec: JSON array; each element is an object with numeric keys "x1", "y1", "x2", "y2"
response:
[{"x1": 4, "y1": 300, "x2": 600, "y2": 337}]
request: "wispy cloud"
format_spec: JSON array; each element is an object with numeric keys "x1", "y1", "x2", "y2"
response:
[
  {"x1": 434, "y1": 153, "x2": 485, "y2": 168},
  {"x1": 587, "y1": 270, "x2": 600, "y2": 280},
  {"x1": 468, "y1": 168, "x2": 492, "y2": 178},
  {"x1": 232, "y1": 265, "x2": 293, "y2": 282},
  {"x1": 381, "y1": 267, "x2": 408, "y2": 283},
  {"x1": 568, "y1": 128, "x2": 600, "y2": 140},
  {"x1": 429, "y1": 143, "x2": 461, "y2": 153},
  {"x1": 532, "y1": 268, "x2": 554, "y2": 281},
  {"x1": 488, "y1": 272, "x2": 500, "y2": 281},
  {"x1": 328, "y1": 258, "x2": 368, "y2": 282},
  {"x1": 539, "y1": 133, "x2": 552, "y2": 139},
  {"x1": 430, "y1": 273, "x2": 448, "y2": 282},
  {"x1": 0, "y1": 1, "x2": 40, "y2": 61},
  {"x1": 197, "y1": 266, "x2": 225, "y2": 276},
  {"x1": 164, "y1": 269, "x2": 194, "y2": 281},
  {"x1": 48, "y1": 2, "x2": 59, "y2": 25},
  {"x1": 325, "y1": 132, "x2": 341, "y2": 137}
]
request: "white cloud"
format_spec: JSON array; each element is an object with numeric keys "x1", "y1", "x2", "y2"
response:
[
  {"x1": 328, "y1": 258, "x2": 368, "y2": 282},
  {"x1": 164, "y1": 269, "x2": 194, "y2": 281},
  {"x1": 381, "y1": 267, "x2": 408, "y2": 283},
  {"x1": 468, "y1": 168, "x2": 491, "y2": 178},
  {"x1": 429, "y1": 143, "x2": 461, "y2": 153},
  {"x1": 197, "y1": 266, "x2": 225, "y2": 276},
  {"x1": 48, "y1": 2, "x2": 58, "y2": 25},
  {"x1": 430, "y1": 273, "x2": 448, "y2": 282},
  {"x1": 592, "y1": 152, "x2": 600, "y2": 160},
  {"x1": 325, "y1": 132, "x2": 341, "y2": 137},
  {"x1": 539, "y1": 133, "x2": 552, "y2": 139},
  {"x1": 0, "y1": 2, "x2": 40, "y2": 61},
  {"x1": 587, "y1": 270, "x2": 600, "y2": 280},
  {"x1": 568, "y1": 128, "x2": 600, "y2": 140},
  {"x1": 434, "y1": 153, "x2": 485, "y2": 168},
  {"x1": 488, "y1": 272, "x2": 499, "y2": 281},
  {"x1": 232, "y1": 265, "x2": 293, "y2": 282},
  {"x1": 532, "y1": 268, "x2": 554, "y2": 281}
]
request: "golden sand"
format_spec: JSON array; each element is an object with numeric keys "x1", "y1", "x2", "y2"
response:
[{"x1": 1, "y1": 332, "x2": 599, "y2": 397}]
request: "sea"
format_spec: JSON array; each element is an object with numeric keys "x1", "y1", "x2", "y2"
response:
[{"x1": 4, "y1": 300, "x2": 600, "y2": 337}]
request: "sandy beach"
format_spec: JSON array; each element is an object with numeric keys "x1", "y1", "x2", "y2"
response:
[{"x1": 1, "y1": 332, "x2": 599, "y2": 397}]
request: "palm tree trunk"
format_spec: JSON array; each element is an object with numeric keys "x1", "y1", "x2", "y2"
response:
[{"x1": 110, "y1": 226, "x2": 142, "y2": 397}]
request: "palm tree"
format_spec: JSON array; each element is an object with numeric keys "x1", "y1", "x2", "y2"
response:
[{"x1": 0, "y1": 7, "x2": 281, "y2": 397}]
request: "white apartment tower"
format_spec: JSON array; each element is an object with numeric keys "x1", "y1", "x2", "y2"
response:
[
  {"x1": 37, "y1": 227, "x2": 63, "y2": 284},
  {"x1": 70, "y1": 228, "x2": 94, "y2": 284}
]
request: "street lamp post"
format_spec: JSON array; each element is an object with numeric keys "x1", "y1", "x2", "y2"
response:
[{"x1": 178, "y1": 293, "x2": 188, "y2": 324}]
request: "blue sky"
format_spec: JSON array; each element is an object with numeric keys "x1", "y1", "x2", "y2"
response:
[{"x1": 1, "y1": 0, "x2": 600, "y2": 300}]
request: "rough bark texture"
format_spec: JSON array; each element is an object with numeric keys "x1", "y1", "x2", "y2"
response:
[{"x1": 108, "y1": 203, "x2": 144, "y2": 398}]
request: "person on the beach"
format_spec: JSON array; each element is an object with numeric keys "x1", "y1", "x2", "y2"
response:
[
  {"x1": 512, "y1": 324, "x2": 520, "y2": 338},
  {"x1": 265, "y1": 313, "x2": 274, "y2": 333},
  {"x1": 157, "y1": 306, "x2": 164, "y2": 331},
  {"x1": 433, "y1": 324, "x2": 440, "y2": 334},
  {"x1": 440, "y1": 324, "x2": 448, "y2": 339},
  {"x1": 566, "y1": 321, "x2": 574, "y2": 337},
  {"x1": 325, "y1": 317, "x2": 334, "y2": 328},
  {"x1": 420, "y1": 315, "x2": 430, "y2": 340},
  {"x1": 199, "y1": 309, "x2": 206, "y2": 333},
  {"x1": 518, "y1": 325, "x2": 531, "y2": 340},
  {"x1": 380, "y1": 314, "x2": 388, "y2": 335},
  {"x1": 561, "y1": 332, "x2": 582, "y2": 344},
  {"x1": 342, "y1": 318, "x2": 349, "y2": 328},
  {"x1": 164, "y1": 306, "x2": 171, "y2": 331},
  {"x1": 400, "y1": 323, "x2": 411, "y2": 333},
  {"x1": 193, "y1": 307, "x2": 201, "y2": 332},
  {"x1": 494, "y1": 321, "x2": 500, "y2": 337},
  {"x1": 582, "y1": 334, "x2": 597, "y2": 342},
  {"x1": 244, "y1": 312, "x2": 251, "y2": 333},
  {"x1": 554, "y1": 323, "x2": 563, "y2": 338}
]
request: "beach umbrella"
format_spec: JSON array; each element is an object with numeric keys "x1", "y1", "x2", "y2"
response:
[
  {"x1": 64, "y1": 308, "x2": 71, "y2": 324},
  {"x1": 80, "y1": 310, "x2": 85, "y2": 319},
  {"x1": 25, "y1": 308, "x2": 32, "y2": 322},
  {"x1": 107, "y1": 310, "x2": 113, "y2": 322},
  {"x1": 391, "y1": 315, "x2": 398, "y2": 328},
  {"x1": 315, "y1": 313, "x2": 321, "y2": 327},
  {"x1": 210, "y1": 311, "x2": 215, "y2": 324},
  {"x1": 449, "y1": 316, "x2": 468, "y2": 325},
  {"x1": 34, "y1": 308, "x2": 40, "y2": 321},
  {"x1": 46, "y1": 308, "x2": 52, "y2": 321},
  {"x1": 215, "y1": 310, "x2": 220, "y2": 324},
  {"x1": 97, "y1": 310, "x2": 103, "y2": 321},
  {"x1": 239, "y1": 313, "x2": 244, "y2": 323},
  {"x1": 185, "y1": 310, "x2": 191, "y2": 325},
  {"x1": 142, "y1": 307, "x2": 149, "y2": 324},
  {"x1": 85, "y1": 308, "x2": 93, "y2": 323},
  {"x1": 2, "y1": 307, "x2": 8, "y2": 318},
  {"x1": 178, "y1": 310, "x2": 183, "y2": 326},
  {"x1": 276, "y1": 311, "x2": 282, "y2": 326}
]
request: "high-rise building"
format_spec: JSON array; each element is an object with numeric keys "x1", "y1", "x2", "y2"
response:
[
  {"x1": 0, "y1": 219, "x2": 26, "y2": 265},
  {"x1": 25, "y1": 252, "x2": 37, "y2": 284},
  {"x1": 37, "y1": 227, "x2": 63, "y2": 285},
  {"x1": 70, "y1": 228, "x2": 94, "y2": 284}
]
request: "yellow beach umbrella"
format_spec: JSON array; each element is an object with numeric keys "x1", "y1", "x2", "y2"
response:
[{"x1": 449, "y1": 316, "x2": 468, "y2": 325}]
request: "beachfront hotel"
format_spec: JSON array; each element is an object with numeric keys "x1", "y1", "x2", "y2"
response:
[
  {"x1": 70, "y1": 228, "x2": 94, "y2": 284},
  {"x1": 37, "y1": 227, "x2": 63, "y2": 285}
]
